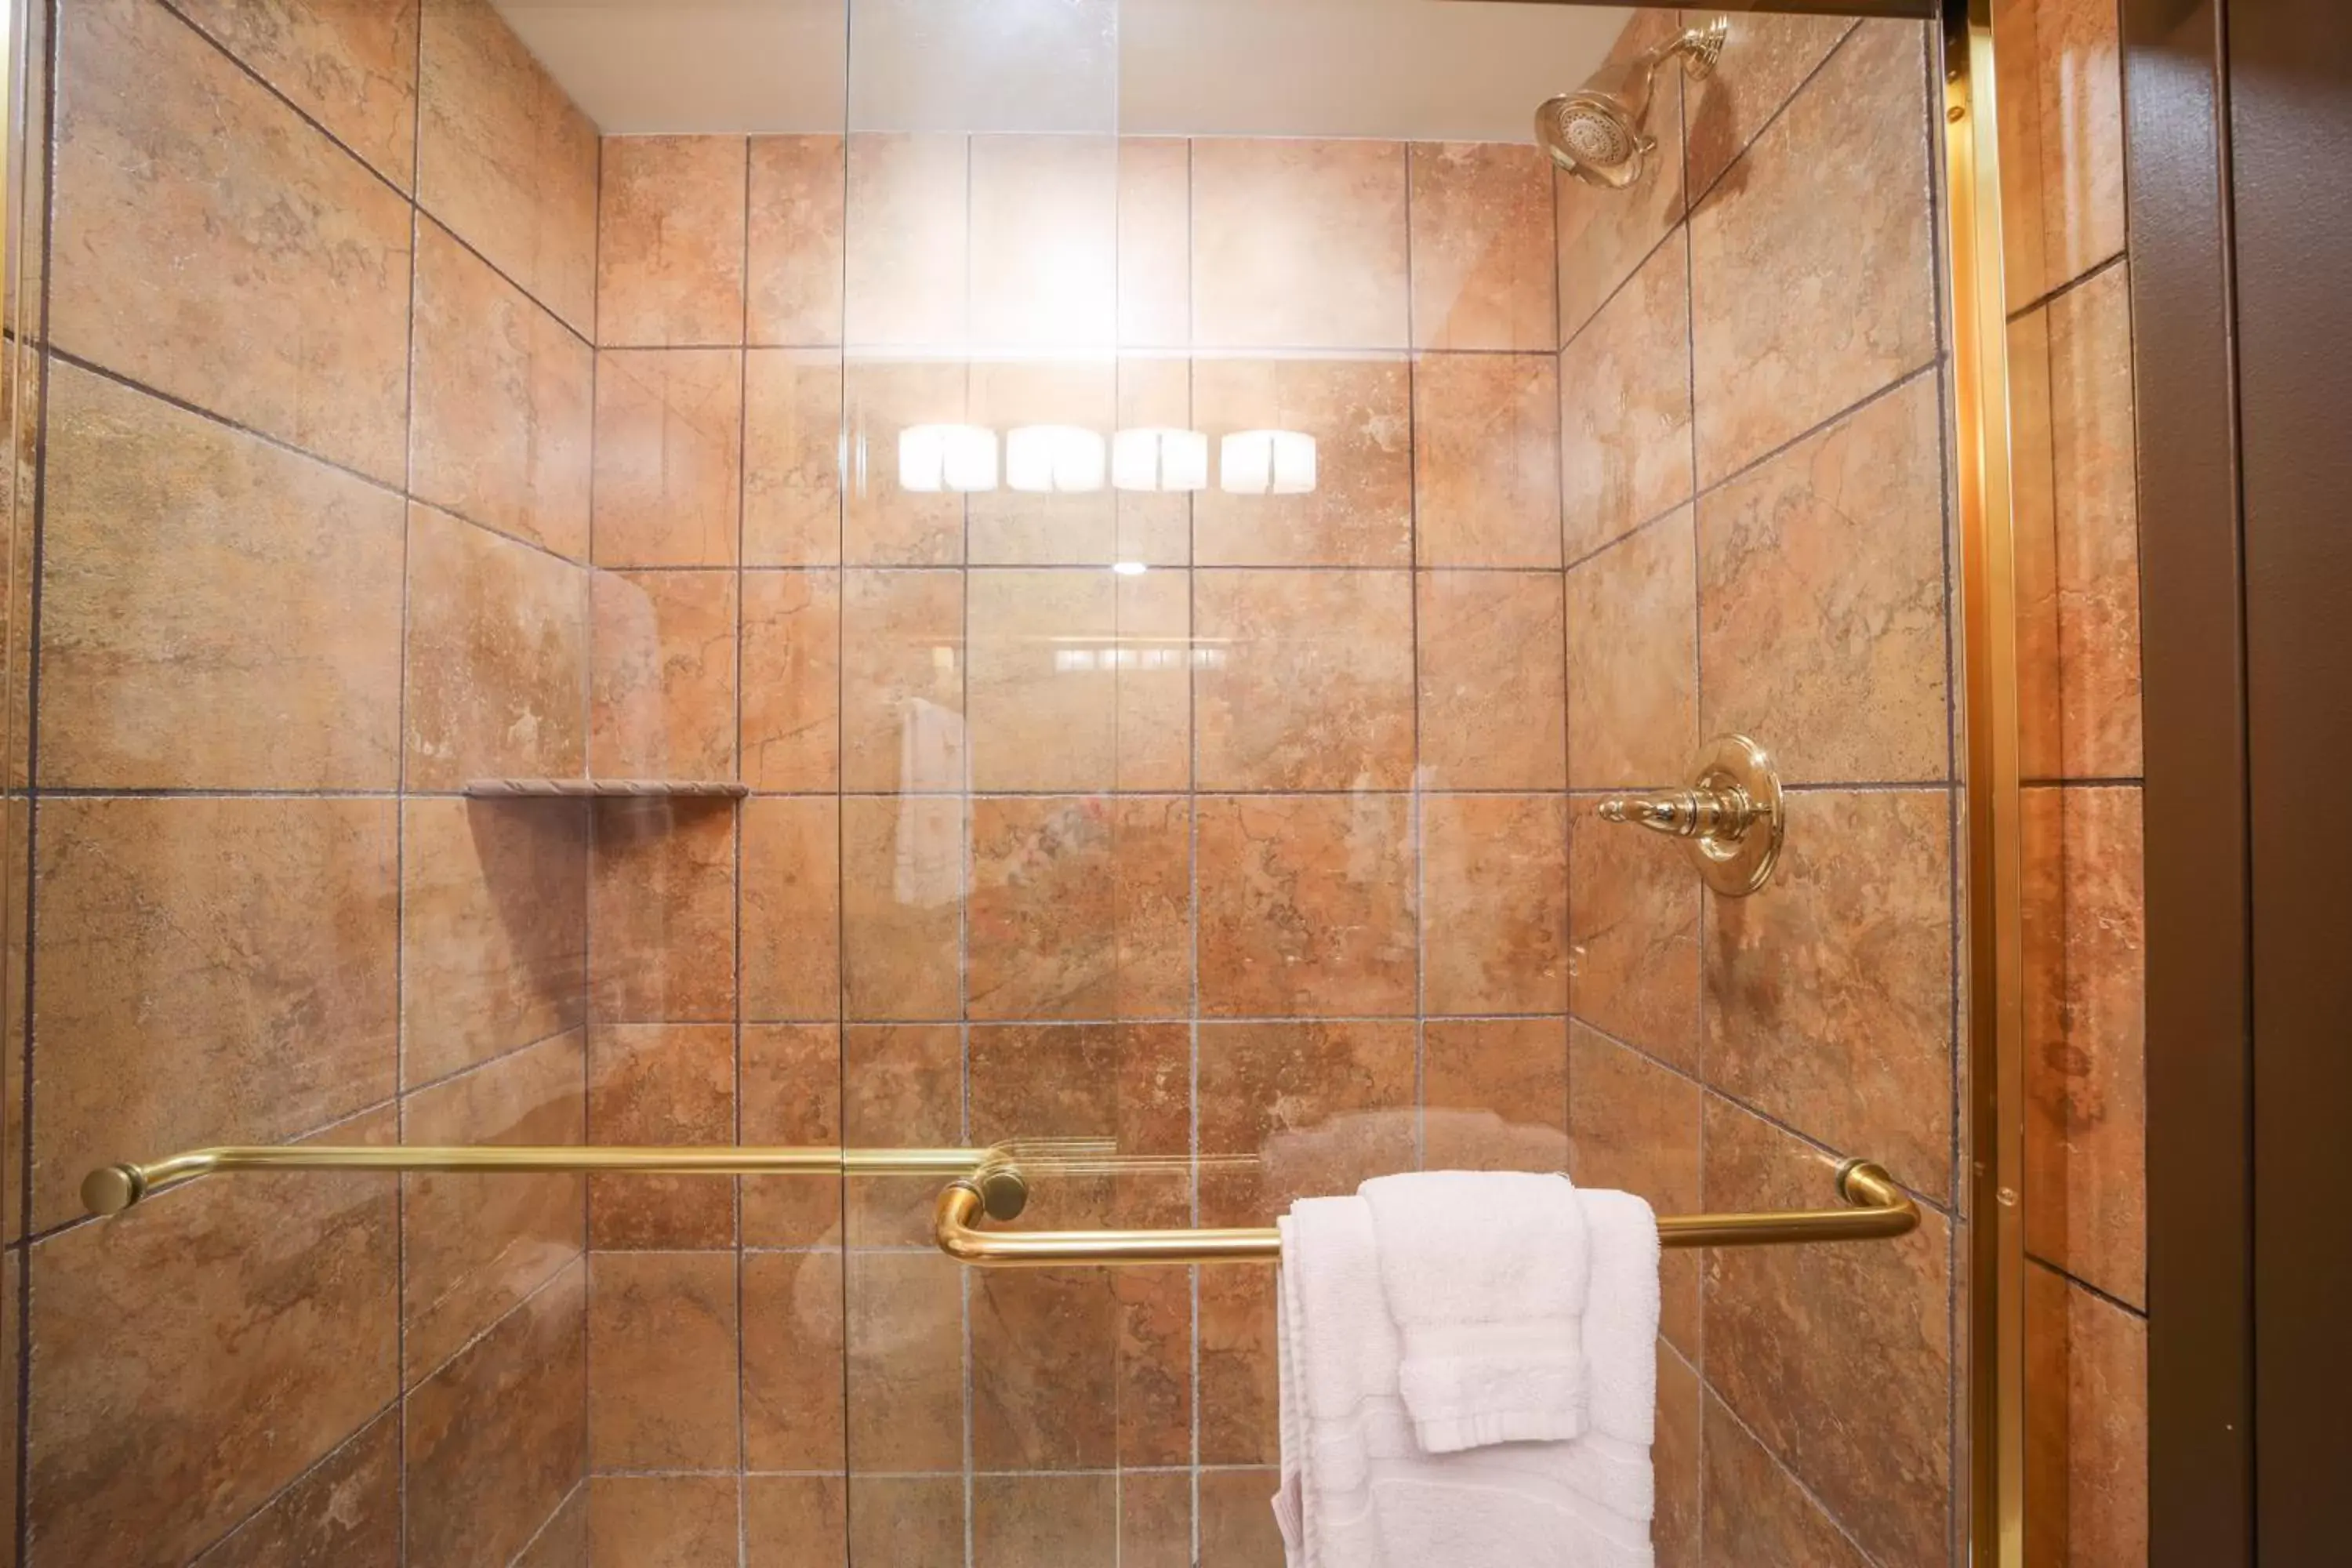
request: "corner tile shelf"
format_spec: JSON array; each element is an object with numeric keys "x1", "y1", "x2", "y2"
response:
[{"x1": 463, "y1": 778, "x2": 749, "y2": 800}]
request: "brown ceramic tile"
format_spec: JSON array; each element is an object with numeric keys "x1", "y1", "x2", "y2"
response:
[
  {"x1": 1699, "y1": 1389, "x2": 1874, "y2": 1568},
  {"x1": 744, "y1": 350, "x2": 845, "y2": 565},
  {"x1": 30, "y1": 798, "x2": 397, "y2": 1229},
  {"x1": 1192, "y1": 357, "x2": 1413, "y2": 567},
  {"x1": 840, "y1": 568, "x2": 964, "y2": 790},
  {"x1": 840, "y1": 796, "x2": 964, "y2": 1022},
  {"x1": 1555, "y1": 9, "x2": 1687, "y2": 344},
  {"x1": 749, "y1": 135, "x2": 847, "y2": 346},
  {"x1": 1199, "y1": 1268, "x2": 1281, "y2": 1467},
  {"x1": 417, "y1": 0, "x2": 599, "y2": 334},
  {"x1": 1192, "y1": 138, "x2": 1409, "y2": 350},
  {"x1": 846, "y1": 1476, "x2": 964, "y2": 1565},
  {"x1": 1198, "y1": 1020, "x2": 1418, "y2": 1223},
  {"x1": 966, "y1": 358, "x2": 1117, "y2": 564},
  {"x1": 1704, "y1": 789, "x2": 1956, "y2": 1200},
  {"x1": 1114, "y1": 565, "x2": 1194, "y2": 789},
  {"x1": 2026, "y1": 786, "x2": 2146, "y2": 1307},
  {"x1": 739, "y1": 797, "x2": 842, "y2": 1023},
  {"x1": 403, "y1": 503, "x2": 590, "y2": 789},
  {"x1": 739, "y1": 1024, "x2": 842, "y2": 1247},
  {"x1": 1194, "y1": 570, "x2": 1414, "y2": 790},
  {"x1": 1702, "y1": 1098, "x2": 1951, "y2": 1567},
  {"x1": 172, "y1": 0, "x2": 419, "y2": 189},
  {"x1": 844, "y1": 132, "x2": 970, "y2": 349},
  {"x1": 599, "y1": 136, "x2": 749, "y2": 347},
  {"x1": 588, "y1": 1024, "x2": 736, "y2": 1249},
  {"x1": 2047, "y1": 264, "x2": 2143, "y2": 779},
  {"x1": 842, "y1": 1025, "x2": 962, "y2": 1245},
  {"x1": 401, "y1": 1029, "x2": 586, "y2": 1379},
  {"x1": 1559, "y1": 235, "x2": 1694, "y2": 561},
  {"x1": 1410, "y1": 142, "x2": 1556, "y2": 351},
  {"x1": 1569, "y1": 800, "x2": 1701, "y2": 1069},
  {"x1": 513, "y1": 1486, "x2": 586, "y2": 1568},
  {"x1": 412, "y1": 218, "x2": 593, "y2": 560},
  {"x1": 1998, "y1": 0, "x2": 2125, "y2": 303},
  {"x1": 845, "y1": 1250, "x2": 966, "y2": 1472},
  {"x1": 1197, "y1": 794, "x2": 1418, "y2": 1018},
  {"x1": 1564, "y1": 507, "x2": 1698, "y2": 789},
  {"x1": 969, "y1": 1020, "x2": 1192, "y2": 1229},
  {"x1": 405, "y1": 1262, "x2": 588, "y2": 1568},
  {"x1": 27, "y1": 1112, "x2": 397, "y2": 1567},
  {"x1": 401, "y1": 797, "x2": 587, "y2": 1086},
  {"x1": 1422, "y1": 793, "x2": 1570, "y2": 1015},
  {"x1": 2010, "y1": 306, "x2": 2066, "y2": 781},
  {"x1": 740, "y1": 569, "x2": 840, "y2": 790},
  {"x1": 0, "y1": 1250, "x2": 11, "y2": 1560},
  {"x1": 37, "y1": 361, "x2": 405, "y2": 789},
  {"x1": 1698, "y1": 374, "x2": 1951, "y2": 785},
  {"x1": 1113, "y1": 357, "x2": 1194, "y2": 566},
  {"x1": 2026, "y1": 1262, "x2": 2150, "y2": 1566},
  {"x1": 1121, "y1": 1471, "x2": 1195, "y2": 1568},
  {"x1": 587, "y1": 1250, "x2": 739, "y2": 1470},
  {"x1": 590, "y1": 568, "x2": 739, "y2": 780},
  {"x1": 967, "y1": 568, "x2": 1116, "y2": 788},
  {"x1": 745, "y1": 1475, "x2": 848, "y2": 1568},
  {"x1": 53, "y1": 0, "x2": 412, "y2": 483},
  {"x1": 971, "y1": 134, "x2": 1119, "y2": 349},
  {"x1": 1653, "y1": 1344, "x2": 1701, "y2": 1568},
  {"x1": 1689, "y1": 21, "x2": 1937, "y2": 488},
  {"x1": 968, "y1": 798, "x2": 1192, "y2": 1022},
  {"x1": 586, "y1": 1476, "x2": 739, "y2": 1568},
  {"x1": 192, "y1": 1413, "x2": 400, "y2": 1568},
  {"x1": 1423, "y1": 1017, "x2": 1570, "y2": 1174},
  {"x1": 0, "y1": 801, "x2": 19, "y2": 1249},
  {"x1": 973, "y1": 1265, "x2": 1191, "y2": 1472},
  {"x1": 974, "y1": 1475, "x2": 1117, "y2": 1567},
  {"x1": 1414, "y1": 354, "x2": 1563, "y2": 568},
  {"x1": 593, "y1": 348, "x2": 745, "y2": 567},
  {"x1": 1197, "y1": 1468, "x2": 1288, "y2": 1568},
  {"x1": 1683, "y1": 14, "x2": 1859, "y2": 198},
  {"x1": 1567, "y1": 1023, "x2": 1701, "y2": 1354},
  {"x1": 843, "y1": 359, "x2": 968, "y2": 565},
  {"x1": 1417, "y1": 571, "x2": 1566, "y2": 789},
  {"x1": 588, "y1": 797, "x2": 737, "y2": 1022},
  {"x1": 1120, "y1": 137, "x2": 1191, "y2": 347},
  {"x1": 742, "y1": 1249, "x2": 847, "y2": 1471}
]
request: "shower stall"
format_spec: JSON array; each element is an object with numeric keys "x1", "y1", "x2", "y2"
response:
[{"x1": 0, "y1": 0, "x2": 2093, "y2": 1563}]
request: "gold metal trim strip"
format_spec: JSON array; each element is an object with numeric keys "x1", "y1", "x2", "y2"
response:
[{"x1": 933, "y1": 1160, "x2": 1920, "y2": 1269}]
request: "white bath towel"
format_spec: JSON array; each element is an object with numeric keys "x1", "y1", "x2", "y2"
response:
[
  {"x1": 1273, "y1": 1181, "x2": 1663, "y2": 1568},
  {"x1": 1359, "y1": 1170, "x2": 1591, "y2": 1452}
]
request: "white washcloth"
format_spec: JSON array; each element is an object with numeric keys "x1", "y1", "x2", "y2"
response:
[
  {"x1": 1359, "y1": 1171, "x2": 1591, "y2": 1452},
  {"x1": 1273, "y1": 1185, "x2": 1663, "y2": 1568}
]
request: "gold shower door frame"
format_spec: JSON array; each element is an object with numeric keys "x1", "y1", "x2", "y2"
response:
[{"x1": 0, "y1": 0, "x2": 2025, "y2": 1562}]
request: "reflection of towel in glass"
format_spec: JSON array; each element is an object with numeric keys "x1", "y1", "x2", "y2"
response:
[{"x1": 895, "y1": 698, "x2": 966, "y2": 909}]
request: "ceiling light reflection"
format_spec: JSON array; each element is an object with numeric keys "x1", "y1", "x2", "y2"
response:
[
  {"x1": 899, "y1": 424, "x2": 998, "y2": 493},
  {"x1": 1218, "y1": 430, "x2": 1318, "y2": 496},
  {"x1": 1112, "y1": 426, "x2": 1210, "y2": 493},
  {"x1": 1006, "y1": 425, "x2": 1108, "y2": 494}
]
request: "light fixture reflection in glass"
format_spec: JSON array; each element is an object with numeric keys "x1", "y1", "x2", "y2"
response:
[
  {"x1": 1112, "y1": 561, "x2": 1149, "y2": 576},
  {"x1": 1111, "y1": 426, "x2": 1210, "y2": 493},
  {"x1": 1006, "y1": 425, "x2": 1108, "y2": 494},
  {"x1": 899, "y1": 424, "x2": 998, "y2": 493},
  {"x1": 1218, "y1": 430, "x2": 1318, "y2": 496}
]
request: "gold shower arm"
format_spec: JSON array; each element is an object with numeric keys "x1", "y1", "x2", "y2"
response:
[{"x1": 933, "y1": 1159, "x2": 1919, "y2": 1268}]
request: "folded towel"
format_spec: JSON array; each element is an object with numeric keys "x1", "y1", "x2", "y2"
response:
[
  {"x1": 1274, "y1": 1182, "x2": 1664, "y2": 1568},
  {"x1": 1359, "y1": 1170, "x2": 1591, "y2": 1452}
]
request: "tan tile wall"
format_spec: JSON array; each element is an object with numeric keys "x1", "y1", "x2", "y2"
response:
[
  {"x1": 1997, "y1": 0, "x2": 2150, "y2": 1561},
  {"x1": 1555, "y1": 13, "x2": 1968, "y2": 1567},
  {"x1": 10, "y1": 0, "x2": 601, "y2": 1563},
  {"x1": 579, "y1": 115, "x2": 1571, "y2": 1562}
]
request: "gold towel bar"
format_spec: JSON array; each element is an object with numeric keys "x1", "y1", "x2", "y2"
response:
[
  {"x1": 85, "y1": 1145, "x2": 1918, "y2": 1266},
  {"x1": 934, "y1": 1159, "x2": 1918, "y2": 1268}
]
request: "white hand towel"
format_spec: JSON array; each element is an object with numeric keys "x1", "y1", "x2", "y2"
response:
[{"x1": 1359, "y1": 1170, "x2": 1592, "y2": 1452}]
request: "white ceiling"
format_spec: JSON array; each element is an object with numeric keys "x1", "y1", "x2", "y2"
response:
[{"x1": 490, "y1": 0, "x2": 1630, "y2": 143}]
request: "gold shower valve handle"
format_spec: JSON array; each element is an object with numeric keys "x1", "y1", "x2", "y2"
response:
[{"x1": 1595, "y1": 735, "x2": 1786, "y2": 897}]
